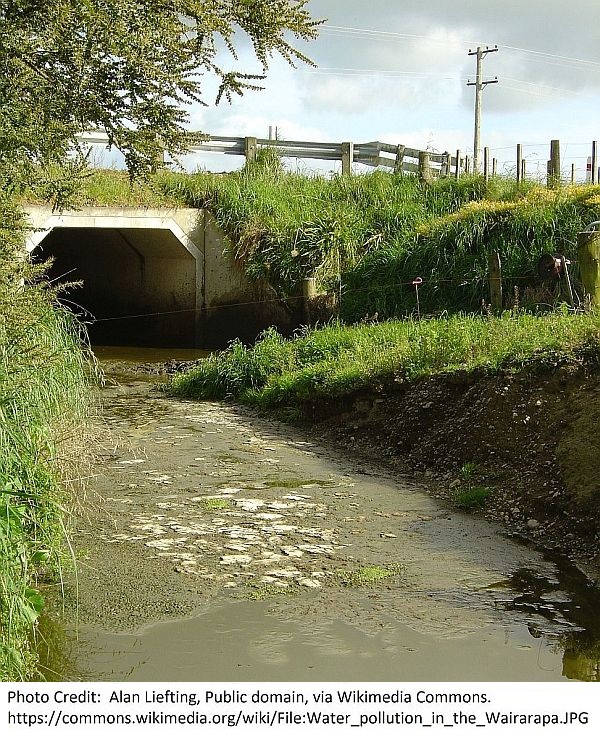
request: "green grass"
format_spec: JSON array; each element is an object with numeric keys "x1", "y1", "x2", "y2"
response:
[
  {"x1": 23, "y1": 160, "x2": 600, "y2": 323},
  {"x1": 1, "y1": 197, "x2": 93, "y2": 680},
  {"x1": 454, "y1": 486, "x2": 492, "y2": 510},
  {"x1": 167, "y1": 311, "x2": 600, "y2": 409}
]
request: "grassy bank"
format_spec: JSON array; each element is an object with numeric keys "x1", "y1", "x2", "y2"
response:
[
  {"x1": 157, "y1": 157, "x2": 600, "y2": 320},
  {"x1": 24, "y1": 163, "x2": 600, "y2": 323},
  {"x1": 168, "y1": 311, "x2": 600, "y2": 409},
  {"x1": 0, "y1": 200, "x2": 92, "y2": 680}
]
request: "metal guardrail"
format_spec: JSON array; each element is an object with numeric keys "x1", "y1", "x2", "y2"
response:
[{"x1": 77, "y1": 132, "x2": 463, "y2": 177}]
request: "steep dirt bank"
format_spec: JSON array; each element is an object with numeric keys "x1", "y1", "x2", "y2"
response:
[{"x1": 301, "y1": 358, "x2": 600, "y2": 578}]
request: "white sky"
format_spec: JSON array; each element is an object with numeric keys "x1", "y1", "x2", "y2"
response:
[{"x1": 96, "y1": 1, "x2": 600, "y2": 180}]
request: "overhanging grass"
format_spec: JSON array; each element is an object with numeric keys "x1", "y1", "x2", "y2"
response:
[
  {"x1": 168, "y1": 311, "x2": 600, "y2": 408},
  {"x1": 1, "y1": 198, "x2": 93, "y2": 680}
]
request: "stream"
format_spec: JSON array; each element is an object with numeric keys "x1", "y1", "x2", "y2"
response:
[{"x1": 41, "y1": 347, "x2": 600, "y2": 682}]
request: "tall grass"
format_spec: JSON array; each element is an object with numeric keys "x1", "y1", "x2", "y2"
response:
[
  {"x1": 24, "y1": 162, "x2": 600, "y2": 325},
  {"x1": 0, "y1": 198, "x2": 92, "y2": 680},
  {"x1": 168, "y1": 311, "x2": 600, "y2": 408},
  {"x1": 345, "y1": 183, "x2": 600, "y2": 320},
  {"x1": 159, "y1": 163, "x2": 600, "y2": 321},
  {"x1": 158, "y1": 157, "x2": 493, "y2": 298}
]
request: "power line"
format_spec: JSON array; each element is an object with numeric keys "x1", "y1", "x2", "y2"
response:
[
  {"x1": 321, "y1": 24, "x2": 600, "y2": 71},
  {"x1": 300, "y1": 67, "x2": 464, "y2": 81}
]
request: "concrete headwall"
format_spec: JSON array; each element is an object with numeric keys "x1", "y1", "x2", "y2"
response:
[{"x1": 24, "y1": 205, "x2": 284, "y2": 347}]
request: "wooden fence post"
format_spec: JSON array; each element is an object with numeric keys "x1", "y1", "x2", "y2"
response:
[
  {"x1": 488, "y1": 252, "x2": 502, "y2": 312},
  {"x1": 578, "y1": 227, "x2": 600, "y2": 306},
  {"x1": 455, "y1": 149, "x2": 461, "y2": 179},
  {"x1": 418, "y1": 151, "x2": 433, "y2": 183},
  {"x1": 547, "y1": 139, "x2": 561, "y2": 188},
  {"x1": 341, "y1": 142, "x2": 354, "y2": 175},
  {"x1": 394, "y1": 145, "x2": 405, "y2": 174},
  {"x1": 465, "y1": 155, "x2": 471, "y2": 174},
  {"x1": 302, "y1": 277, "x2": 318, "y2": 323},
  {"x1": 522, "y1": 159, "x2": 526, "y2": 180},
  {"x1": 483, "y1": 147, "x2": 490, "y2": 181},
  {"x1": 592, "y1": 141, "x2": 598, "y2": 185},
  {"x1": 571, "y1": 164, "x2": 576, "y2": 184},
  {"x1": 516, "y1": 144, "x2": 523, "y2": 183},
  {"x1": 244, "y1": 136, "x2": 257, "y2": 164}
]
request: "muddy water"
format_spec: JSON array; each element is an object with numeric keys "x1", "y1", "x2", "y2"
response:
[{"x1": 49, "y1": 348, "x2": 600, "y2": 682}]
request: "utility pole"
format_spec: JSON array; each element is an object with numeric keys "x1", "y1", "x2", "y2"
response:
[{"x1": 467, "y1": 46, "x2": 498, "y2": 173}]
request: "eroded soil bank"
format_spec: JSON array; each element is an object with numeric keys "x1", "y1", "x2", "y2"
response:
[
  {"x1": 304, "y1": 358, "x2": 600, "y2": 578},
  {"x1": 45, "y1": 352, "x2": 600, "y2": 682}
]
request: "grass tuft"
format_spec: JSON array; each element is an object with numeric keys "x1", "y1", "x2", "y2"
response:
[{"x1": 454, "y1": 486, "x2": 492, "y2": 510}]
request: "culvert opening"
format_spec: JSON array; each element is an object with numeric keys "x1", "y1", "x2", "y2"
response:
[{"x1": 33, "y1": 226, "x2": 198, "y2": 347}]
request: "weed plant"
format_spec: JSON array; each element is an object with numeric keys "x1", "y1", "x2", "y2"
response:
[{"x1": 0, "y1": 197, "x2": 92, "y2": 680}]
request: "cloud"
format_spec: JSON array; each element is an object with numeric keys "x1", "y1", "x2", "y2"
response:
[{"x1": 299, "y1": 0, "x2": 600, "y2": 112}]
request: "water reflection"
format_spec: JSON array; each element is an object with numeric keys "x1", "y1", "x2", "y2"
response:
[{"x1": 503, "y1": 555, "x2": 600, "y2": 681}]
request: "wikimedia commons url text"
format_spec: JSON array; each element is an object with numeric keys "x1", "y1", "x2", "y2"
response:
[{"x1": 3, "y1": 687, "x2": 591, "y2": 730}]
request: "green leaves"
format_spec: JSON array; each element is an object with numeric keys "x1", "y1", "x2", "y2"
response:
[{"x1": 0, "y1": 0, "x2": 321, "y2": 187}]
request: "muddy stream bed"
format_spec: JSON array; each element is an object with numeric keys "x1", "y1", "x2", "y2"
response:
[{"x1": 42, "y1": 348, "x2": 600, "y2": 682}]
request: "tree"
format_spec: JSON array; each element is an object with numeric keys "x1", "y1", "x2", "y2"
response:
[{"x1": 0, "y1": 1, "x2": 321, "y2": 184}]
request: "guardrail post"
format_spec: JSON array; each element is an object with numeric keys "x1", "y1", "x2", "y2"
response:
[
  {"x1": 341, "y1": 142, "x2": 354, "y2": 175},
  {"x1": 394, "y1": 145, "x2": 406, "y2": 174},
  {"x1": 244, "y1": 136, "x2": 258, "y2": 164}
]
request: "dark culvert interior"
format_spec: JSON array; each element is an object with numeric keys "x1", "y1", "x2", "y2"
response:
[{"x1": 33, "y1": 227, "x2": 198, "y2": 347}]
